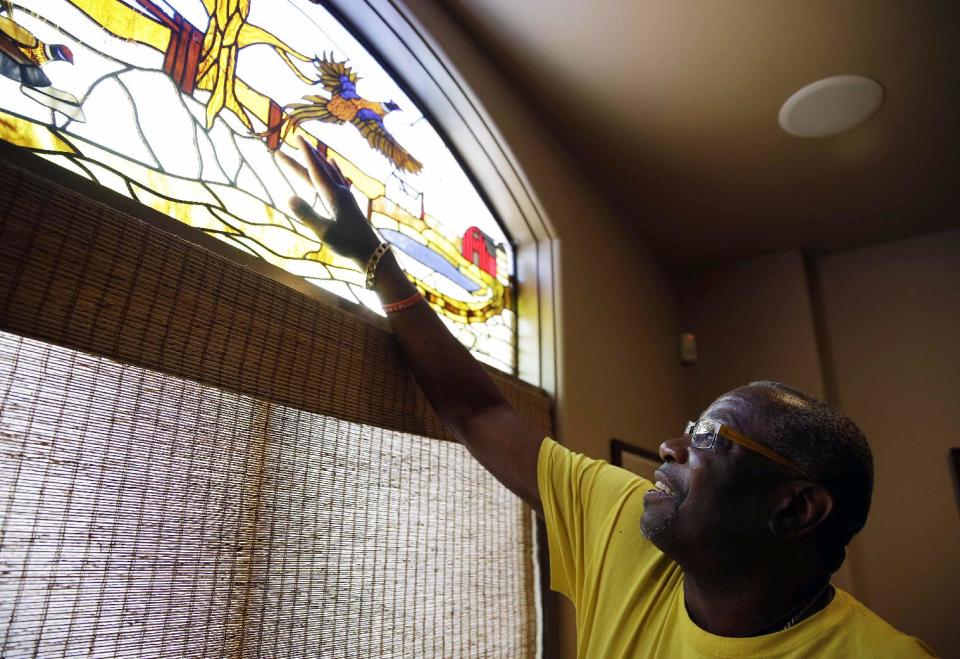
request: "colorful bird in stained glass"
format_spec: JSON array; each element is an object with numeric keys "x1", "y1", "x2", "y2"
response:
[
  {"x1": 267, "y1": 54, "x2": 422, "y2": 174},
  {"x1": 0, "y1": 0, "x2": 84, "y2": 121}
]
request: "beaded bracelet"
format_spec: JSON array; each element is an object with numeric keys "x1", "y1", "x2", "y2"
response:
[
  {"x1": 364, "y1": 242, "x2": 391, "y2": 290},
  {"x1": 383, "y1": 292, "x2": 423, "y2": 314}
]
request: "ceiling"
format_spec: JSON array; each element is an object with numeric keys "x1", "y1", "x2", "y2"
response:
[{"x1": 440, "y1": 0, "x2": 960, "y2": 262}]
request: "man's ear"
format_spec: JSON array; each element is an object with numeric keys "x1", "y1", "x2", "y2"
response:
[{"x1": 768, "y1": 483, "x2": 834, "y2": 539}]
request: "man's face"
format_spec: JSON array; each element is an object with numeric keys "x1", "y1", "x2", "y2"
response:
[{"x1": 640, "y1": 388, "x2": 780, "y2": 565}]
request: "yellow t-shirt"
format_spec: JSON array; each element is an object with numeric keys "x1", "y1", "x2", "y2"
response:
[{"x1": 538, "y1": 437, "x2": 936, "y2": 658}]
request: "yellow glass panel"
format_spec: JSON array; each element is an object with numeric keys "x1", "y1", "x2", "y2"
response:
[
  {"x1": 0, "y1": 110, "x2": 73, "y2": 153},
  {"x1": 0, "y1": 0, "x2": 515, "y2": 372},
  {"x1": 67, "y1": 0, "x2": 171, "y2": 52}
]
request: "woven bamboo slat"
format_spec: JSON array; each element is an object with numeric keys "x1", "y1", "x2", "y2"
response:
[{"x1": 0, "y1": 155, "x2": 550, "y2": 657}]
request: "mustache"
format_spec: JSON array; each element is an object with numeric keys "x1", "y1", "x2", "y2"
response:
[{"x1": 654, "y1": 465, "x2": 686, "y2": 496}]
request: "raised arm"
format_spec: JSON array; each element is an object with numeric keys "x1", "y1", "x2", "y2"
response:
[{"x1": 279, "y1": 139, "x2": 545, "y2": 513}]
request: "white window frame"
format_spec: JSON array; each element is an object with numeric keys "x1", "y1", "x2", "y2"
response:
[{"x1": 324, "y1": 0, "x2": 557, "y2": 392}]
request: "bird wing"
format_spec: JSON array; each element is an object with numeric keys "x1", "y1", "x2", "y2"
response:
[
  {"x1": 316, "y1": 56, "x2": 358, "y2": 96},
  {"x1": 351, "y1": 109, "x2": 422, "y2": 174},
  {"x1": 286, "y1": 95, "x2": 343, "y2": 123},
  {"x1": 0, "y1": 33, "x2": 32, "y2": 67},
  {"x1": 280, "y1": 96, "x2": 342, "y2": 127},
  {"x1": 0, "y1": 14, "x2": 39, "y2": 50},
  {"x1": 0, "y1": 47, "x2": 50, "y2": 86}
]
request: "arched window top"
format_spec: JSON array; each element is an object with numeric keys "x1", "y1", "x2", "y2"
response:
[{"x1": 0, "y1": 0, "x2": 516, "y2": 372}]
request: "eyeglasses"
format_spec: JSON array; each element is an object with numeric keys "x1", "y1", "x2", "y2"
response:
[{"x1": 684, "y1": 418, "x2": 812, "y2": 479}]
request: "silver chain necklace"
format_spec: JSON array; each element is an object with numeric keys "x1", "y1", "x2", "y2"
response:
[{"x1": 782, "y1": 584, "x2": 831, "y2": 630}]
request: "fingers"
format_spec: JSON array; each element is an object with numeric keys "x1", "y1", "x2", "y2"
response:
[
  {"x1": 296, "y1": 136, "x2": 340, "y2": 199},
  {"x1": 287, "y1": 195, "x2": 333, "y2": 241},
  {"x1": 278, "y1": 136, "x2": 349, "y2": 191},
  {"x1": 327, "y1": 156, "x2": 347, "y2": 186},
  {"x1": 275, "y1": 150, "x2": 318, "y2": 204},
  {"x1": 275, "y1": 149, "x2": 309, "y2": 184}
]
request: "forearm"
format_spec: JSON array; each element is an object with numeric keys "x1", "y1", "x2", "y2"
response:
[
  {"x1": 373, "y1": 250, "x2": 509, "y2": 433},
  {"x1": 372, "y1": 249, "x2": 542, "y2": 509}
]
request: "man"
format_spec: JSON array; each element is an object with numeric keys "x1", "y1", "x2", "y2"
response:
[{"x1": 279, "y1": 139, "x2": 934, "y2": 657}]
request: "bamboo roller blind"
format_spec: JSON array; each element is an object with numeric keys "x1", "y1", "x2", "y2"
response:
[{"x1": 0, "y1": 156, "x2": 551, "y2": 657}]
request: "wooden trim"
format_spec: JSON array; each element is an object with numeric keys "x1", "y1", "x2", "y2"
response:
[{"x1": 951, "y1": 448, "x2": 960, "y2": 512}]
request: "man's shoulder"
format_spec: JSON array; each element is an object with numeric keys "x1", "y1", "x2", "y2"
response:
[
  {"x1": 539, "y1": 438, "x2": 651, "y2": 489},
  {"x1": 824, "y1": 589, "x2": 936, "y2": 657},
  {"x1": 539, "y1": 437, "x2": 652, "y2": 525}
]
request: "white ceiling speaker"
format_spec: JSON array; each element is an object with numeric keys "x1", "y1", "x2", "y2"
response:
[{"x1": 778, "y1": 75, "x2": 884, "y2": 138}]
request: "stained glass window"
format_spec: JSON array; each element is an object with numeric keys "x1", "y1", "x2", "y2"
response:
[{"x1": 0, "y1": 0, "x2": 516, "y2": 372}]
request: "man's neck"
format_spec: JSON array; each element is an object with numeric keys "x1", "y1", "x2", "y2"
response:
[{"x1": 681, "y1": 568, "x2": 831, "y2": 637}]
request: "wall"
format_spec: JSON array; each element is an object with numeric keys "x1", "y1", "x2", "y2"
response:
[
  {"x1": 677, "y1": 249, "x2": 826, "y2": 415},
  {"x1": 398, "y1": 3, "x2": 687, "y2": 454},
  {"x1": 402, "y1": 3, "x2": 688, "y2": 657},
  {"x1": 815, "y1": 230, "x2": 960, "y2": 657}
]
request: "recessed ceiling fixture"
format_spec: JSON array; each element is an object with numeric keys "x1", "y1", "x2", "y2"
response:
[{"x1": 778, "y1": 75, "x2": 884, "y2": 138}]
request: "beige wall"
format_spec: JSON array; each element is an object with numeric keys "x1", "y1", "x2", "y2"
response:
[
  {"x1": 677, "y1": 249, "x2": 826, "y2": 416},
  {"x1": 815, "y1": 230, "x2": 960, "y2": 657},
  {"x1": 403, "y1": 3, "x2": 688, "y2": 656},
  {"x1": 546, "y1": 174, "x2": 685, "y2": 658},
  {"x1": 400, "y1": 4, "x2": 688, "y2": 457}
]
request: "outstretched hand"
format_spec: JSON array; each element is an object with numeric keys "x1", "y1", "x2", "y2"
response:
[{"x1": 278, "y1": 137, "x2": 381, "y2": 265}]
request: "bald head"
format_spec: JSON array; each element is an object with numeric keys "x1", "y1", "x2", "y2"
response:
[{"x1": 726, "y1": 381, "x2": 874, "y2": 571}]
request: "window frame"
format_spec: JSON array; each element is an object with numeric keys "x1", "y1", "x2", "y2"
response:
[{"x1": 321, "y1": 0, "x2": 557, "y2": 391}]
